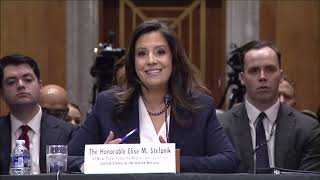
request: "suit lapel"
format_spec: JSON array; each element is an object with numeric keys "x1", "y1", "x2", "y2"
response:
[
  {"x1": 0, "y1": 116, "x2": 12, "y2": 174},
  {"x1": 233, "y1": 104, "x2": 255, "y2": 171},
  {"x1": 168, "y1": 106, "x2": 190, "y2": 148},
  {"x1": 274, "y1": 104, "x2": 295, "y2": 168},
  {"x1": 118, "y1": 97, "x2": 140, "y2": 143}
]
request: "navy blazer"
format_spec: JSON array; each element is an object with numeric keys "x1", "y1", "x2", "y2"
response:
[
  {"x1": 68, "y1": 90, "x2": 238, "y2": 173},
  {"x1": 219, "y1": 103, "x2": 320, "y2": 172},
  {"x1": 0, "y1": 112, "x2": 77, "y2": 174}
]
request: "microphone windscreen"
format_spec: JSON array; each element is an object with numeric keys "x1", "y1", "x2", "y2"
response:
[{"x1": 164, "y1": 94, "x2": 172, "y2": 105}]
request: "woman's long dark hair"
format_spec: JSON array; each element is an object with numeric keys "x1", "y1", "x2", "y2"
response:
[{"x1": 113, "y1": 19, "x2": 210, "y2": 127}]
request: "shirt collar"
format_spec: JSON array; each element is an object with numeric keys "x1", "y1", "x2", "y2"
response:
[
  {"x1": 245, "y1": 99, "x2": 280, "y2": 124},
  {"x1": 10, "y1": 105, "x2": 42, "y2": 135}
]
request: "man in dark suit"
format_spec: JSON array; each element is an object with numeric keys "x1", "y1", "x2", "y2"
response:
[
  {"x1": 220, "y1": 40, "x2": 320, "y2": 173},
  {"x1": 0, "y1": 54, "x2": 76, "y2": 174},
  {"x1": 39, "y1": 84, "x2": 69, "y2": 120}
]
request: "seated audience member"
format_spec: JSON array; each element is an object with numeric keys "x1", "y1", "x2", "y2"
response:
[
  {"x1": 0, "y1": 54, "x2": 76, "y2": 174},
  {"x1": 278, "y1": 78, "x2": 296, "y2": 108},
  {"x1": 280, "y1": 78, "x2": 319, "y2": 122},
  {"x1": 39, "y1": 84, "x2": 69, "y2": 120},
  {"x1": 301, "y1": 109, "x2": 319, "y2": 121},
  {"x1": 68, "y1": 19, "x2": 239, "y2": 173},
  {"x1": 66, "y1": 103, "x2": 82, "y2": 125},
  {"x1": 219, "y1": 40, "x2": 320, "y2": 173}
]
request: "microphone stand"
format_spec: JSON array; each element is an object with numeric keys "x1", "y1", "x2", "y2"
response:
[
  {"x1": 164, "y1": 95, "x2": 171, "y2": 143},
  {"x1": 164, "y1": 108, "x2": 169, "y2": 143}
]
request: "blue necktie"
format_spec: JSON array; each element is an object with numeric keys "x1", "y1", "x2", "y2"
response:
[{"x1": 255, "y1": 112, "x2": 270, "y2": 168}]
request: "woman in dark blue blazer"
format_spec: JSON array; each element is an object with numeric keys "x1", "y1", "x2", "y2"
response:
[{"x1": 68, "y1": 19, "x2": 238, "y2": 173}]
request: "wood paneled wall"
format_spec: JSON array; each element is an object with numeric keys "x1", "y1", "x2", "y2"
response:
[
  {"x1": 261, "y1": 1, "x2": 320, "y2": 112},
  {"x1": 1, "y1": 1, "x2": 318, "y2": 114},
  {"x1": 0, "y1": 1, "x2": 66, "y2": 115}
]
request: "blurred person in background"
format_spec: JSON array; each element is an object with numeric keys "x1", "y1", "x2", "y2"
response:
[
  {"x1": 39, "y1": 84, "x2": 69, "y2": 120},
  {"x1": 278, "y1": 77, "x2": 296, "y2": 108},
  {"x1": 66, "y1": 103, "x2": 82, "y2": 125},
  {"x1": 279, "y1": 77, "x2": 320, "y2": 122}
]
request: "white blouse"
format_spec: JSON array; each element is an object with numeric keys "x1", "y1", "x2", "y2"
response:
[{"x1": 138, "y1": 96, "x2": 170, "y2": 143}]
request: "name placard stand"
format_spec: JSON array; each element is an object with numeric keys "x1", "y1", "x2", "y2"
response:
[
  {"x1": 176, "y1": 149, "x2": 180, "y2": 173},
  {"x1": 84, "y1": 143, "x2": 176, "y2": 174}
]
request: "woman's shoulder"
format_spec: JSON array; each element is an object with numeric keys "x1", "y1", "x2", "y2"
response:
[
  {"x1": 176, "y1": 91, "x2": 216, "y2": 114},
  {"x1": 192, "y1": 91, "x2": 215, "y2": 106},
  {"x1": 98, "y1": 87, "x2": 121, "y2": 97},
  {"x1": 96, "y1": 87, "x2": 121, "y2": 104}
]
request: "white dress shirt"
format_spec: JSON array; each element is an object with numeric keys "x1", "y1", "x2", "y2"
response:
[
  {"x1": 138, "y1": 96, "x2": 170, "y2": 143},
  {"x1": 245, "y1": 99, "x2": 280, "y2": 168},
  {"x1": 11, "y1": 106, "x2": 42, "y2": 174}
]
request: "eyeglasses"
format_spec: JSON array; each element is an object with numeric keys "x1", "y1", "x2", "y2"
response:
[{"x1": 42, "y1": 108, "x2": 68, "y2": 120}]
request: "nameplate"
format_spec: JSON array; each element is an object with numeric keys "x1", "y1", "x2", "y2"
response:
[{"x1": 84, "y1": 143, "x2": 176, "y2": 174}]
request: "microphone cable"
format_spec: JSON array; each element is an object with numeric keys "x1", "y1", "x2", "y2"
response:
[{"x1": 254, "y1": 119, "x2": 277, "y2": 152}]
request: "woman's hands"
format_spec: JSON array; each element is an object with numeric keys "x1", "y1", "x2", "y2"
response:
[
  {"x1": 104, "y1": 131, "x2": 122, "y2": 144},
  {"x1": 159, "y1": 136, "x2": 167, "y2": 143},
  {"x1": 105, "y1": 131, "x2": 167, "y2": 144}
]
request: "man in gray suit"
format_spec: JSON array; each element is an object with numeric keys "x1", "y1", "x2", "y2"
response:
[
  {"x1": 220, "y1": 40, "x2": 320, "y2": 173},
  {"x1": 0, "y1": 54, "x2": 76, "y2": 174}
]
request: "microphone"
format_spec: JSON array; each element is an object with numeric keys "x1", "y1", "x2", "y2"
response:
[
  {"x1": 164, "y1": 94, "x2": 172, "y2": 106},
  {"x1": 164, "y1": 94, "x2": 172, "y2": 143}
]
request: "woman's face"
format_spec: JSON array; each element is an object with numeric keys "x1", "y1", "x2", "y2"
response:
[{"x1": 135, "y1": 31, "x2": 172, "y2": 90}]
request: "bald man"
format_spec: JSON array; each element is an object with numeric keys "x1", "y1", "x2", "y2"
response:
[{"x1": 39, "y1": 84, "x2": 69, "y2": 120}]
